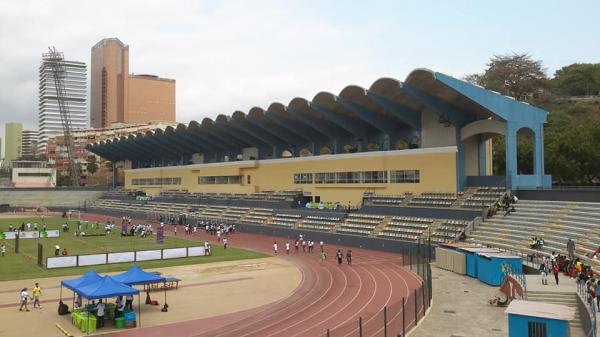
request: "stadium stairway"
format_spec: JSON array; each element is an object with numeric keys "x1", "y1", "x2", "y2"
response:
[{"x1": 526, "y1": 291, "x2": 586, "y2": 337}]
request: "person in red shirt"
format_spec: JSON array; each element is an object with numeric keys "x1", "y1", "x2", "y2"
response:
[{"x1": 552, "y1": 263, "x2": 560, "y2": 285}]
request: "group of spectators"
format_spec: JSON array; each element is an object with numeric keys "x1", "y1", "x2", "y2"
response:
[{"x1": 529, "y1": 236, "x2": 545, "y2": 250}]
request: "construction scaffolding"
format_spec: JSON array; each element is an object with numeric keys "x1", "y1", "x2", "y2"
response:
[{"x1": 42, "y1": 47, "x2": 80, "y2": 186}]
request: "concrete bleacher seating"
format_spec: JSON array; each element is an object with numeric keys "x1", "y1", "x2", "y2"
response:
[
  {"x1": 430, "y1": 219, "x2": 470, "y2": 244},
  {"x1": 267, "y1": 213, "x2": 301, "y2": 228},
  {"x1": 467, "y1": 199, "x2": 600, "y2": 270},
  {"x1": 0, "y1": 189, "x2": 107, "y2": 208},
  {"x1": 337, "y1": 213, "x2": 385, "y2": 236},
  {"x1": 461, "y1": 187, "x2": 505, "y2": 209},
  {"x1": 243, "y1": 208, "x2": 274, "y2": 225},
  {"x1": 409, "y1": 192, "x2": 458, "y2": 207},
  {"x1": 378, "y1": 216, "x2": 434, "y2": 241},
  {"x1": 299, "y1": 215, "x2": 342, "y2": 232}
]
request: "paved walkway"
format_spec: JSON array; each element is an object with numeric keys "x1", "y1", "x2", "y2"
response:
[{"x1": 410, "y1": 267, "x2": 507, "y2": 337}]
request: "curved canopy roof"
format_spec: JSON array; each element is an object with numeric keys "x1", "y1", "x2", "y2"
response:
[
  {"x1": 61, "y1": 270, "x2": 103, "y2": 292},
  {"x1": 75, "y1": 275, "x2": 139, "y2": 300},
  {"x1": 87, "y1": 68, "x2": 548, "y2": 162},
  {"x1": 111, "y1": 265, "x2": 166, "y2": 285}
]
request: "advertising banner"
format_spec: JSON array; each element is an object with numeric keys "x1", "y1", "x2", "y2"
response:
[
  {"x1": 136, "y1": 250, "x2": 162, "y2": 261},
  {"x1": 0, "y1": 231, "x2": 41, "y2": 240},
  {"x1": 156, "y1": 226, "x2": 164, "y2": 244},
  {"x1": 40, "y1": 230, "x2": 60, "y2": 238},
  {"x1": 47, "y1": 256, "x2": 77, "y2": 269},
  {"x1": 162, "y1": 248, "x2": 187, "y2": 259},
  {"x1": 187, "y1": 247, "x2": 207, "y2": 257},
  {"x1": 79, "y1": 254, "x2": 107, "y2": 266},
  {"x1": 108, "y1": 252, "x2": 135, "y2": 264}
]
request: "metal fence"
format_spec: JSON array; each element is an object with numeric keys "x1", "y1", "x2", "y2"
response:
[
  {"x1": 325, "y1": 239, "x2": 433, "y2": 337},
  {"x1": 577, "y1": 281, "x2": 598, "y2": 337}
]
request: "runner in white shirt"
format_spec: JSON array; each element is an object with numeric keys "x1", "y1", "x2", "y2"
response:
[
  {"x1": 273, "y1": 242, "x2": 278, "y2": 255},
  {"x1": 285, "y1": 242, "x2": 290, "y2": 254}
]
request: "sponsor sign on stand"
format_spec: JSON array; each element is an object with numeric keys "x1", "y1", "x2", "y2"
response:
[{"x1": 0, "y1": 230, "x2": 60, "y2": 240}]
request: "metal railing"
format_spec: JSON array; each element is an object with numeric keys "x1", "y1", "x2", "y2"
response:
[
  {"x1": 577, "y1": 280, "x2": 598, "y2": 337},
  {"x1": 501, "y1": 262, "x2": 528, "y2": 299}
]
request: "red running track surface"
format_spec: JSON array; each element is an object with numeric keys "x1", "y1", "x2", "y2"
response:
[{"x1": 82, "y1": 214, "x2": 424, "y2": 337}]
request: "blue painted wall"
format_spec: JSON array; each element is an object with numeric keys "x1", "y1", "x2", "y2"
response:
[{"x1": 508, "y1": 314, "x2": 569, "y2": 337}]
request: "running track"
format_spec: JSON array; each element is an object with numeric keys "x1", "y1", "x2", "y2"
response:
[{"x1": 80, "y1": 214, "x2": 426, "y2": 337}]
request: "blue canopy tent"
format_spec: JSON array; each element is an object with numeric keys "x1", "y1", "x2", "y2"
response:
[
  {"x1": 60, "y1": 270, "x2": 103, "y2": 309},
  {"x1": 62, "y1": 270, "x2": 103, "y2": 291},
  {"x1": 75, "y1": 275, "x2": 142, "y2": 331},
  {"x1": 112, "y1": 265, "x2": 166, "y2": 285},
  {"x1": 112, "y1": 265, "x2": 169, "y2": 311}
]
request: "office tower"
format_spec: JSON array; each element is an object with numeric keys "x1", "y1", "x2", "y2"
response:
[
  {"x1": 4, "y1": 122, "x2": 23, "y2": 162},
  {"x1": 90, "y1": 38, "x2": 176, "y2": 128},
  {"x1": 38, "y1": 56, "x2": 87, "y2": 154},
  {"x1": 21, "y1": 130, "x2": 38, "y2": 157}
]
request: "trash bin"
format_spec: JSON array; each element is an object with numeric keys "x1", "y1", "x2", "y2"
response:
[{"x1": 115, "y1": 317, "x2": 125, "y2": 328}]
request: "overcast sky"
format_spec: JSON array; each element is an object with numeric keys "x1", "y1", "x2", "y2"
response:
[{"x1": 0, "y1": 0, "x2": 599, "y2": 135}]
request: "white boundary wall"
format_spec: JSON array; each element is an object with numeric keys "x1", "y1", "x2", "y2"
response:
[{"x1": 46, "y1": 246, "x2": 208, "y2": 269}]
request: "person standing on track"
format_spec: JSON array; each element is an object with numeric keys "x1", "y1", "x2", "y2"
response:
[
  {"x1": 285, "y1": 242, "x2": 290, "y2": 254},
  {"x1": 336, "y1": 250, "x2": 344, "y2": 265},
  {"x1": 302, "y1": 240, "x2": 307, "y2": 253},
  {"x1": 223, "y1": 238, "x2": 228, "y2": 250},
  {"x1": 320, "y1": 250, "x2": 327, "y2": 262},
  {"x1": 319, "y1": 240, "x2": 324, "y2": 251},
  {"x1": 273, "y1": 241, "x2": 278, "y2": 255},
  {"x1": 32, "y1": 283, "x2": 42, "y2": 309},
  {"x1": 294, "y1": 240, "x2": 299, "y2": 253},
  {"x1": 346, "y1": 250, "x2": 352, "y2": 265}
]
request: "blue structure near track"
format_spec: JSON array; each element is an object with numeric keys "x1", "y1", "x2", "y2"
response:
[
  {"x1": 457, "y1": 247, "x2": 501, "y2": 278},
  {"x1": 476, "y1": 252, "x2": 522, "y2": 286},
  {"x1": 506, "y1": 300, "x2": 573, "y2": 337}
]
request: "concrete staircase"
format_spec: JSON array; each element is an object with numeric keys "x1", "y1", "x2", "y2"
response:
[
  {"x1": 526, "y1": 291, "x2": 587, "y2": 337},
  {"x1": 467, "y1": 199, "x2": 600, "y2": 271}
]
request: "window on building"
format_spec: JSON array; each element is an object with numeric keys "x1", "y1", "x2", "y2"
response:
[
  {"x1": 312, "y1": 171, "x2": 387, "y2": 184},
  {"x1": 390, "y1": 170, "x2": 420, "y2": 183},
  {"x1": 527, "y1": 322, "x2": 547, "y2": 337},
  {"x1": 197, "y1": 175, "x2": 241, "y2": 185},
  {"x1": 17, "y1": 172, "x2": 51, "y2": 177},
  {"x1": 131, "y1": 177, "x2": 182, "y2": 186},
  {"x1": 293, "y1": 173, "x2": 313, "y2": 184}
]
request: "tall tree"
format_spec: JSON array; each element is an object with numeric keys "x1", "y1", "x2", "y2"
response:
[
  {"x1": 465, "y1": 53, "x2": 548, "y2": 101},
  {"x1": 86, "y1": 155, "x2": 99, "y2": 175},
  {"x1": 553, "y1": 63, "x2": 600, "y2": 96}
]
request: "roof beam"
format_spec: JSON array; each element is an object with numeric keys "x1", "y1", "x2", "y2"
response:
[
  {"x1": 308, "y1": 102, "x2": 369, "y2": 139},
  {"x1": 185, "y1": 128, "x2": 230, "y2": 152},
  {"x1": 202, "y1": 126, "x2": 248, "y2": 149},
  {"x1": 400, "y1": 83, "x2": 473, "y2": 127},
  {"x1": 365, "y1": 91, "x2": 421, "y2": 129},
  {"x1": 163, "y1": 133, "x2": 205, "y2": 155},
  {"x1": 213, "y1": 123, "x2": 266, "y2": 148},
  {"x1": 246, "y1": 116, "x2": 304, "y2": 146},
  {"x1": 265, "y1": 113, "x2": 322, "y2": 142},
  {"x1": 284, "y1": 106, "x2": 340, "y2": 139},
  {"x1": 336, "y1": 96, "x2": 397, "y2": 135}
]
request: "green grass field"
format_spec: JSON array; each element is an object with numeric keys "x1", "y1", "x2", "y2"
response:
[{"x1": 0, "y1": 216, "x2": 266, "y2": 281}]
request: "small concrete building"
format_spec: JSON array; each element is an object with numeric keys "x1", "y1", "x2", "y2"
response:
[{"x1": 506, "y1": 300, "x2": 574, "y2": 337}]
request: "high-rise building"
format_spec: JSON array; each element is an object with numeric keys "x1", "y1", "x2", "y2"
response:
[
  {"x1": 38, "y1": 57, "x2": 87, "y2": 154},
  {"x1": 90, "y1": 38, "x2": 176, "y2": 128},
  {"x1": 21, "y1": 130, "x2": 38, "y2": 158},
  {"x1": 4, "y1": 122, "x2": 23, "y2": 162}
]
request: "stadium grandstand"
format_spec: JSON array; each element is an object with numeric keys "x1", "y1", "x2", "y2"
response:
[{"x1": 87, "y1": 68, "x2": 550, "y2": 206}]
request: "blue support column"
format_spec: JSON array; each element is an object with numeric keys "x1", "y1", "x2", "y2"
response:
[
  {"x1": 534, "y1": 124, "x2": 545, "y2": 186},
  {"x1": 505, "y1": 123, "x2": 518, "y2": 190},
  {"x1": 478, "y1": 137, "x2": 488, "y2": 176}
]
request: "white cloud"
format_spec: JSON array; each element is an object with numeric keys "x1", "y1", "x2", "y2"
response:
[{"x1": 0, "y1": 0, "x2": 400, "y2": 133}]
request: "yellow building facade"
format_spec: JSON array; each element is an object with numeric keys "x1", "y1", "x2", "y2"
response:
[{"x1": 124, "y1": 146, "x2": 457, "y2": 205}]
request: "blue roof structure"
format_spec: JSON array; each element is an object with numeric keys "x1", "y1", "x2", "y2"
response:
[
  {"x1": 111, "y1": 265, "x2": 166, "y2": 285},
  {"x1": 88, "y1": 68, "x2": 551, "y2": 190},
  {"x1": 75, "y1": 275, "x2": 139, "y2": 300},
  {"x1": 61, "y1": 270, "x2": 103, "y2": 292}
]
